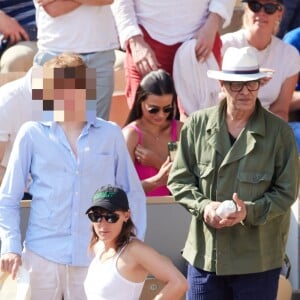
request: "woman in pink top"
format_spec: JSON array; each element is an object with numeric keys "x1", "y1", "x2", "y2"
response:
[{"x1": 123, "y1": 70, "x2": 183, "y2": 196}]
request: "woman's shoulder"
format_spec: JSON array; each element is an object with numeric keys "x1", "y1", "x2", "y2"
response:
[
  {"x1": 271, "y1": 36, "x2": 299, "y2": 57},
  {"x1": 122, "y1": 121, "x2": 141, "y2": 141},
  {"x1": 125, "y1": 239, "x2": 151, "y2": 255}
]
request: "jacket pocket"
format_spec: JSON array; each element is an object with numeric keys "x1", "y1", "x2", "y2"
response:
[
  {"x1": 195, "y1": 163, "x2": 214, "y2": 194},
  {"x1": 237, "y1": 171, "x2": 273, "y2": 200}
]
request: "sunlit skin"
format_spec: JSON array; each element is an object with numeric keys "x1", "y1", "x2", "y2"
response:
[
  {"x1": 141, "y1": 94, "x2": 173, "y2": 127},
  {"x1": 222, "y1": 81, "x2": 259, "y2": 119},
  {"x1": 88, "y1": 208, "x2": 189, "y2": 297},
  {"x1": 92, "y1": 210, "x2": 130, "y2": 250},
  {"x1": 245, "y1": 0, "x2": 283, "y2": 45},
  {"x1": 122, "y1": 92, "x2": 183, "y2": 194},
  {"x1": 136, "y1": 94, "x2": 173, "y2": 169}
]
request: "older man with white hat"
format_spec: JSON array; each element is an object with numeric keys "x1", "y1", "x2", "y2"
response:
[{"x1": 168, "y1": 46, "x2": 299, "y2": 299}]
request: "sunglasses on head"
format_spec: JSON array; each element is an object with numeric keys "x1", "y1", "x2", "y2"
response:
[
  {"x1": 248, "y1": 1, "x2": 282, "y2": 14},
  {"x1": 145, "y1": 105, "x2": 173, "y2": 114},
  {"x1": 87, "y1": 211, "x2": 120, "y2": 223}
]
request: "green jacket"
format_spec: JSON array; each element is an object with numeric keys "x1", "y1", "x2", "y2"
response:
[{"x1": 168, "y1": 100, "x2": 299, "y2": 275}]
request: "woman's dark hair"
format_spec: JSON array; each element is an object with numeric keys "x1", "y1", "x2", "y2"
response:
[
  {"x1": 124, "y1": 69, "x2": 178, "y2": 125},
  {"x1": 88, "y1": 208, "x2": 136, "y2": 253}
]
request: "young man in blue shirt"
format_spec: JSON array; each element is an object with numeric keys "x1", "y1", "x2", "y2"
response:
[{"x1": 0, "y1": 53, "x2": 146, "y2": 300}]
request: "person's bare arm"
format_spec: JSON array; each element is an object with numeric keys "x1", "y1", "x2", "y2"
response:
[
  {"x1": 269, "y1": 74, "x2": 298, "y2": 121},
  {"x1": 127, "y1": 35, "x2": 161, "y2": 76},
  {"x1": 289, "y1": 91, "x2": 300, "y2": 112},
  {"x1": 130, "y1": 240, "x2": 188, "y2": 300},
  {"x1": 36, "y1": 0, "x2": 81, "y2": 17},
  {"x1": 0, "y1": 10, "x2": 29, "y2": 44},
  {"x1": 73, "y1": 0, "x2": 113, "y2": 5},
  {"x1": 194, "y1": 12, "x2": 224, "y2": 62}
]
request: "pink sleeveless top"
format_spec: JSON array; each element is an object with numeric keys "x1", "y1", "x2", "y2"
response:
[{"x1": 127, "y1": 120, "x2": 178, "y2": 196}]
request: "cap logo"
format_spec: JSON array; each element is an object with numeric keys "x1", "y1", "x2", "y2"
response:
[{"x1": 92, "y1": 191, "x2": 116, "y2": 202}]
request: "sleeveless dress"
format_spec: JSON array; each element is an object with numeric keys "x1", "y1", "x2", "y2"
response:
[
  {"x1": 126, "y1": 119, "x2": 178, "y2": 196},
  {"x1": 84, "y1": 245, "x2": 145, "y2": 300}
]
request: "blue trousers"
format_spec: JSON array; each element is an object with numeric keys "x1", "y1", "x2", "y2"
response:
[{"x1": 187, "y1": 264, "x2": 281, "y2": 300}]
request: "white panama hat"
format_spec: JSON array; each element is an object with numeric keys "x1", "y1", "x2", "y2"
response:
[{"x1": 207, "y1": 46, "x2": 271, "y2": 82}]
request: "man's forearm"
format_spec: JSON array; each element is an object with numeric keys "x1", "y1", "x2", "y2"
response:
[{"x1": 43, "y1": 0, "x2": 81, "y2": 17}]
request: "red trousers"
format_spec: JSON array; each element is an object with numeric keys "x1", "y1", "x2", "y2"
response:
[{"x1": 125, "y1": 26, "x2": 222, "y2": 109}]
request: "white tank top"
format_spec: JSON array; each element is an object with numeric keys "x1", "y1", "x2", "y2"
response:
[{"x1": 84, "y1": 245, "x2": 145, "y2": 300}]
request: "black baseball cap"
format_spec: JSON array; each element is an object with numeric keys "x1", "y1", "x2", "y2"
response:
[{"x1": 85, "y1": 185, "x2": 129, "y2": 214}]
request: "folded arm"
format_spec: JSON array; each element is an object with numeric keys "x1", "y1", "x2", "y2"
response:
[{"x1": 269, "y1": 74, "x2": 298, "y2": 121}]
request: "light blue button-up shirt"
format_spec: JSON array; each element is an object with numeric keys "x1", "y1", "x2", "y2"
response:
[{"x1": 0, "y1": 119, "x2": 146, "y2": 266}]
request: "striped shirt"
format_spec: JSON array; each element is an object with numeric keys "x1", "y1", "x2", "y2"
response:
[{"x1": 0, "y1": 0, "x2": 36, "y2": 26}]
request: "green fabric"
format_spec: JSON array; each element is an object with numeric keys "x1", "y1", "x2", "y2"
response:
[{"x1": 168, "y1": 99, "x2": 299, "y2": 275}]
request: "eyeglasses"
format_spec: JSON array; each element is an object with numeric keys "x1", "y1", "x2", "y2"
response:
[
  {"x1": 87, "y1": 211, "x2": 120, "y2": 223},
  {"x1": 225, "y1": 80, "x2": 260, "y2": 92},
  {"x1": 248, "y1": 1, "x2": 282, "y2": 15},
  {"x1": 145, "y1": 104, "x2": 173, "y2": 114}
]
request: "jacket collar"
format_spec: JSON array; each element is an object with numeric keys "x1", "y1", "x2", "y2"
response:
[{"x1": 205, "y1": 99, "x2": 266, "y2": 166}]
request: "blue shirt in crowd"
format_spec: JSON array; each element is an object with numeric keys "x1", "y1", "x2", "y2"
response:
[{"x1": 0, "y1": 119, "x2": 146, "y2": 266}]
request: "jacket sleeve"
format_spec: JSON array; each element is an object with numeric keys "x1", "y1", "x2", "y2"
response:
[
  {"x1": 111, "y1": 0, "x2": 143, "y2": 49},
  {"x1": 244, "y1": 125, "x2": 300, "y2": 226},
  {"x1": 113, "y1": 126, "x2": 147, "y2": 240},
  {"x1": 167, "y1": 116, "x2": 211, "y2": 219}
]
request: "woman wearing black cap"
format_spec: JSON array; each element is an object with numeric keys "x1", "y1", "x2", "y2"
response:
[{"x1": 84, "y1": 185, "x2": 188, "y2": 300}]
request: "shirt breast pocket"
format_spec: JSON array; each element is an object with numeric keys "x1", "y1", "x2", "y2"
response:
[
  {"x1": 82, "y1": 152, "x2": 115, "y2": 180},
  {"x1": 237, "y1": 171, "x2": 273, "y2": 200},
  {"x1": 195, "y1": 162, "x2": 214, "y2": 192}
]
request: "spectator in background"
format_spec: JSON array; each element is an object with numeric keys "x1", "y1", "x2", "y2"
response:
[
  {"x1": 84, "y1": 185, "x2": 188, "y2": 300},
  {"x1": 283, "y1": 26, "x2": 300, "y2": 153},
  {"x1": 33, "y1": 0, "x2": 118, "y2": 120},
  {"x1": 0, "y1": 53, "x2": 146, "y2": 300},
  {"x1": 277, "y1": 0, "x2": 300, "y2": 38},
  {"x1": 222, "y1": 0, "x2": 300, "y2": 122},
  {"x1": 111, "y1": 0, "x2": 236, "y2": 112},
  {"x1": 283, "y1": 26, "x2": 300, "y2": 91},
  {"x1": 0, "y1": 0, "x2": 37, "y2": 72},
  {"x1": 0, "y1": 69, "x2": 35, "y2": 186},
  {"x1": 168, "y1": 46, "x2": 299, "y2": 300},
  {"x1": 122, "y1": 70, "x2": 183, "y2": 196}
]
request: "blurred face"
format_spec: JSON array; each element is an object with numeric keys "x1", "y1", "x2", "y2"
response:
[
  {"x1": 32, "y1": 67, "x2": 97, "y2": 122},
  {"x1": 141, "y1": 94, "x2": 173, "y2": 125},
  {"x1": 245, "y1": 0, "x2": 283, "y2": 34},
  {"x1": 51, "y1": 79, "x2": 87, "y2": 122},
  {"x1": 222, "y1": 80, "x2": 260, "y2": 114},
  {"x1": 91, "y1": 210, "x2": 130, "y2": 244}
]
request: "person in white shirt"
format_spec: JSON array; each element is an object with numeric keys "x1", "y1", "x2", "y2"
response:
[
  {"x1": 33, "y1": 0, "x2": 118, "y2": 120},
  {"x1": 0, "y1": 53, "x2": 146, "y2": 300},
  {"x1": 112, "y1": 0, "x2": 236, "y2": 112},
  {"x1": 221, "y1": 0, "x2": 300, "y2": 122},
  {"x1": 0, "y1": 69, "x2": 36, "y2": 183},
  {"x1": 84, "y1": 185, "x2": 187, "y2": 300}
]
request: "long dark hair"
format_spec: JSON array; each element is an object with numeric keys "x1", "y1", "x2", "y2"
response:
[
  {"x1": 88, "y1": 209, "x2": 136, "y2": 253},
  {"x1": 124, "y1": 69, "x2": 178, "y2": 125}
]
